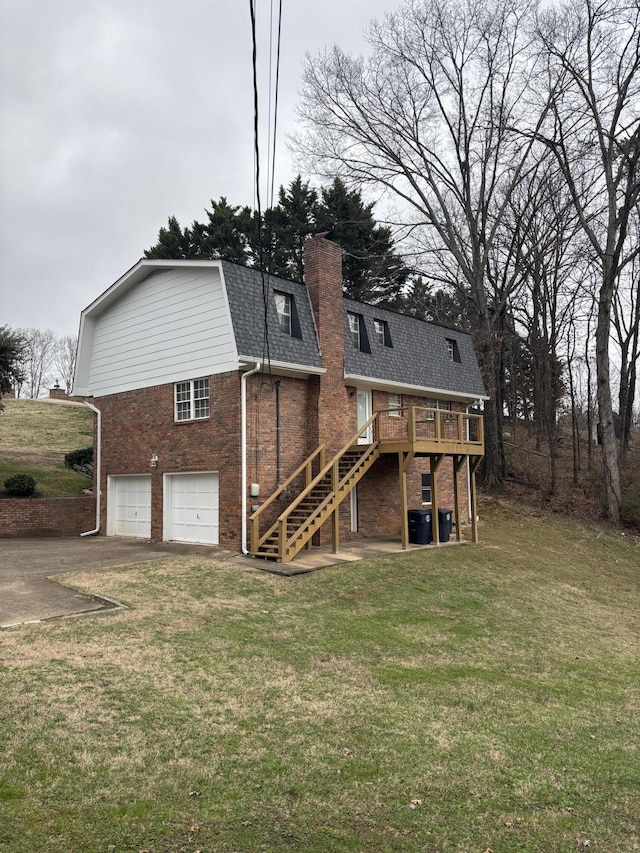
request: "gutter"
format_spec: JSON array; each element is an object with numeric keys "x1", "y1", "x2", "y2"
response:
[
  {"x1": 241, "y1": 361, "x2": 262, "y2": 554},
  {"x1": 80, "y1": 401, "x2": 102, "y2": 537}
]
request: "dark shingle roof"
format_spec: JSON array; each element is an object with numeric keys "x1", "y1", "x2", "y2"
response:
[
  {"x1": 221, "y1": 262, "x2": 322, "y2": 369},
  {"x1": 221, "y1": 261, "x2": 485, "y2": 398},
  {"x1": 343, "y1": 298, "x2": 486, "y2": 399}
]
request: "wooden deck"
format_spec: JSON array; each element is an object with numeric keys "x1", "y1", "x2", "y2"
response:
[
  {"x1": 250, "y1": 407, "x2": 484, "y2": 563},
  {"x1": 375, "y1": 406, "x2": 484, "y2": 457}
]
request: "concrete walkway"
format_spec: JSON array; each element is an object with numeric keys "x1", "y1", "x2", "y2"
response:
[
  {"x1": 1, "y1": 535, "x2": 459, "y2": 628},
  {"x1": 0, "y1": 538, "x2": 176, "y2": 628}
]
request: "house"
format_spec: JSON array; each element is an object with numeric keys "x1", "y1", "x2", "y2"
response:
[{"x1": 73, "y1": 233, "x2": 487, "y2": 562}]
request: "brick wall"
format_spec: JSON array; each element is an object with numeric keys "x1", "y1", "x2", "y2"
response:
[
  {"x1": 96, "y1": 371, "x2": 242, "y2": 548},
  {"x1": 0, "y1": 497, "x2": 96, "y2": 538},
  {"x1": 87, "y1": 235, "x2": 476, "y2": 552}
]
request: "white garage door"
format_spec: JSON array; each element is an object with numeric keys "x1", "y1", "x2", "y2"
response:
[
  {"x1": 109, "y1": 475, "x2": 151, "y2": 538},
  {"x1": 164, "y1": 472, "x2": 219, "y2": 545}
]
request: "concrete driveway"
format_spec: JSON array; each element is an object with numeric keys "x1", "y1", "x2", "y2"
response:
[{"x1": 0, "y1": 537, "x2": 178, "y2": 628}]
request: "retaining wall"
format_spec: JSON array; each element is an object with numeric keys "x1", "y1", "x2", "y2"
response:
[{"x1": 0, "y1": 496, "x2": 97, "y2": 538}]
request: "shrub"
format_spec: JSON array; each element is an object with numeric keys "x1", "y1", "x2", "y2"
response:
[
  {"x1": 64, "y1": 447, "x2": 93, "y2": 479},
  {"x1": 4, "y1": 474, "x2": 37, "y2": 497}
]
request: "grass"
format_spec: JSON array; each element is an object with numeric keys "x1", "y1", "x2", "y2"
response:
[
  {"x1": 0, "y1": 501, "x2": 638, "y2": 852},
  {"x1": 0, "y1": 398, "x2": 93, "y2": 495}
]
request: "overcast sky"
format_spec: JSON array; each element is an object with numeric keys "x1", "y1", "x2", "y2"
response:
[{"x1": 0, "y1": 0, "x2": 397, "y2": 338}]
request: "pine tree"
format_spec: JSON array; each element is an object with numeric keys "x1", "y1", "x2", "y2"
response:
[
  {"x1": 316, "y1": 178, "x2": 410, "y2": 305},
  {"x1": 144, "y1": 216, "x2": 191, "y2": 259}
]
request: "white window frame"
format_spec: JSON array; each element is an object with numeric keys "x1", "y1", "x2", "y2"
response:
[
  {"x1": 374, "y1": 319, "x2": 385, "y2": 345},
  {"x1": 275, "y1": 291, "x2": 292, "y2": 335},
  {"x1": 348, "y1": 312, "x2": 360, "y2": 350},
  {"x1": 446, "y1": 338, "x2": 461, "y2": 363},
  {"x1": 421, "y1": 472, "x2": 432, "y2": 505},
  {"x1": 426, "y1": 399, "x2": 452, "y2": 420},
  {"x1": 174, "y1": 377, "x2": 210, "y2": 422},
  {"x1": 388, "y1": 393, "x2": 402, "y2": 417}
]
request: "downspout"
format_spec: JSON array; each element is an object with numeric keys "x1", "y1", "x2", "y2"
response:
[
  {"x1": 275, "y1": 379, "x2": 281, "y2": 487},
  {"x1": 80, "y1": 401, "x2": 101, "y2": 537},
  {"x1": 241, "y1": 361, "x2": 262, "y2": 554},
  {"x1": 466, "y1": 404, "x2": 472, "y2": 522}
]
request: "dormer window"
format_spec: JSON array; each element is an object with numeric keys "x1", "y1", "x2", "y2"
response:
[
  {"x1": 274, "y1": 291, "x2": 302, "y2": 338},
  {"x1": 348, "y1": 313, "x2": 360, "y2": 349},
  {"x1": 374, "y1": 319, "x2": 392, "y2": 347},
  {"x1": 275, "y1": 292, "x2": 291, "y2": 335},
  {"x1": 347, "y1": 312, "x2": 371, "y2": 353},
  {"x1": 446, "y1": 337, "x2": 461, "y2": 363}
]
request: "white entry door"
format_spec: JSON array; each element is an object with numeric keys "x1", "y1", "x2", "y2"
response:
[
  {"x1": 164, "y1": 472, "x2": 219, "y2": 545},
  {"x1": 356, "y1": 389, "x2": 373, "y2": 444},
  {"x1": 108, "y1": 475, "x2": 151, "y2": 538}
]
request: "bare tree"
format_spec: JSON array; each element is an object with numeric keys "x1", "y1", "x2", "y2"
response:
[
  {"x1": 612, "y1": 244, "x2": 640, "y2": 456},
  {"x1": 295, "y1": 0, "x2": 551, "y2": 489},
  {"x1": 16, "y1": 328, "x2": 57, "y2": 399},
  {"x1": 54, "y1": 335, "x2": 78, "y2": 395},
  {"x1": 534, "y1": 0, "x2": 640, "y2": 521},
  {"x1": 505, "y1": 162, "x2": 587, "y2": 493}
]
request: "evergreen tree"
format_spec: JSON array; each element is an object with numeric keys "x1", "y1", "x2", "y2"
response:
[
  {"x1": 144, "y1": 216, "x2": 191, "y2": 259},
  {"x1": 269, "y1": 176, "x2": 318, "y2": 281},
  {"x1": 143, "y1": 178, "x2": 411, "y2": 303},
  {"x1": 192, "y1": 197, "x2": 253, "y2": 263},
  {"x1": 0, "y1": 326, "x2": 26, "y2": 410},
  {"x1": 316, "y1": 178, "x2": 410, "y2": 305}
]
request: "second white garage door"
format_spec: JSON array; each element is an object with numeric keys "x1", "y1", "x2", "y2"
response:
[{"x1": 164, "y1": 472, "x2": 219, "y2": 545}]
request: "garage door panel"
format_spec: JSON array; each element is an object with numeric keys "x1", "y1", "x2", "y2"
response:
[
  {"x1": 164, "y1": 472, "x2": 219, "y2": 545},
  {"x1": 110, "y1": 475, "x2": 152, "y2": 539}
]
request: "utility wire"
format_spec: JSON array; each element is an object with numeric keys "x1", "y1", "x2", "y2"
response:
[{"x1": 248, "y1": 0, "x2": 271, "y2": 371}]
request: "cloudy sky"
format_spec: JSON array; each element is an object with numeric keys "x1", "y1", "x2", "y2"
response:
[{"x1": 0, "y1": 0, "x2": 397, "y2": 338}]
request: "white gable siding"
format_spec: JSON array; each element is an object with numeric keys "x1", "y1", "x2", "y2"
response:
[{"x1": 87, "y1": 268, "x2": 237, "y2": 397}]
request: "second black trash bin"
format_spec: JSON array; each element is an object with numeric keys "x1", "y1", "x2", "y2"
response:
[
  {"x1": 438, "y1": 508, "x2": 453, "y2": 542},
  {"x1": 408, "y1": 509, "x2": 432, "y2": 544}
]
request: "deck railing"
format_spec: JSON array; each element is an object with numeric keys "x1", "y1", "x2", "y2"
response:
[{"x1": 376, "y1": 406, "x2": 484, "y2": 450}]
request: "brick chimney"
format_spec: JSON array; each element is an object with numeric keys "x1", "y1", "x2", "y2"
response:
[{"x1": 303, "y1": 233, "x2": 353, "y2": 455}]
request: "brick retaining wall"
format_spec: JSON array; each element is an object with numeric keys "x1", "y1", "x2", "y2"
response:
[{"x1": 0, "y1": 496, "x2": 97, "y2": 538}]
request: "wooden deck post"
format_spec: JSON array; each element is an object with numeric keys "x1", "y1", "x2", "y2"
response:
[
  {"x1": 331, "y1": 458, "x2": 340, "y2": 553},
  {"x1": 453, "y1": 455, "x2": 466, "y2": 542},
  {"x1": 430, "y1": 454, "x2": 444, "y2": 545},
  {"x1": 469, "y1": 456, "x2": 482, "y2": 544},
  {"x1": 398, "y1": 451, "x2": 415, "y2": 549}
]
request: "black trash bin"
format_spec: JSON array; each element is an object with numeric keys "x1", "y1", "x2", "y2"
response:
[
  {"x1": 438, "y1": 508, "x2": 453, "y2": 543},
  {"x1": 408, "y1": 509, "x2": 432, "y2": 544}
]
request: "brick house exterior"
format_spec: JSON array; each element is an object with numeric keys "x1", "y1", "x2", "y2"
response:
[{"x1": 73, "y1": 234, "x2": 486, "y2": 559}]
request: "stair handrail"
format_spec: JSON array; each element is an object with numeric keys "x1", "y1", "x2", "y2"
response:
[
  {"x1": 250, "y1": 444, "x2": 326, "y2": 552},
  {"x1": 256, "y1": 412, "x2": 380, "y2": 553},
  {"x1": 279, "y1": 440, "x2": 381, "y2": 558}
]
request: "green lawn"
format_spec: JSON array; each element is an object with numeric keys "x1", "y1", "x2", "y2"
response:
[
  {"x1": 0, "y1": 398, "x2": 93, "y2": 495},
  {"x1": 1, "y1": 501, "x2": 638, "y2": 852}
]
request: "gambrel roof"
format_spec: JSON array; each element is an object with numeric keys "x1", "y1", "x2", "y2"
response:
[
  {"x1": 73, "y1": 258, "x2": 486, "y2": 402},
  {"x1": 343, "y1": 297, "x2": 486, "y2": 401}
]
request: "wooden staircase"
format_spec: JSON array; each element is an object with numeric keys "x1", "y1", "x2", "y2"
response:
[{"x1": 250, "y1": 416, "x2": 381, "y2": 563}]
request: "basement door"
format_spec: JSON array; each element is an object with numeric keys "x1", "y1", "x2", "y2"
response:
[
  {"x1": 108, "y1": 475, "x2": 152, "y2": 538},
  {"x1": 164, "y1": 472, "x2": 219, "y2": 545}
]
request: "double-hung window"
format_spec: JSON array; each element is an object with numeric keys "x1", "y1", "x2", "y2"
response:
[
  {"x1": 446, "y1": 337, "x2": 461, "y2": 363},
  {"x1": 348, "y1": 312, "x2": 360, "y2": 350},
  {"x1": 275, "y1": 291, "x2": 292, "y2": 335},
  {"x1": 421, "y1": 472, "x2": 432, "y2": 504},
  {"x1": 374, "y1": 318, "x2": 392, "y2": 347},
  {"x1": 389, "y1": 393, "x2": 402, "y2": 416},
  {"x1": 175, "y1": 377, "x2": 210, "y2": 422},
  {"x1": 426, "y1": 399, "x2": 452, "y2": 420}
]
